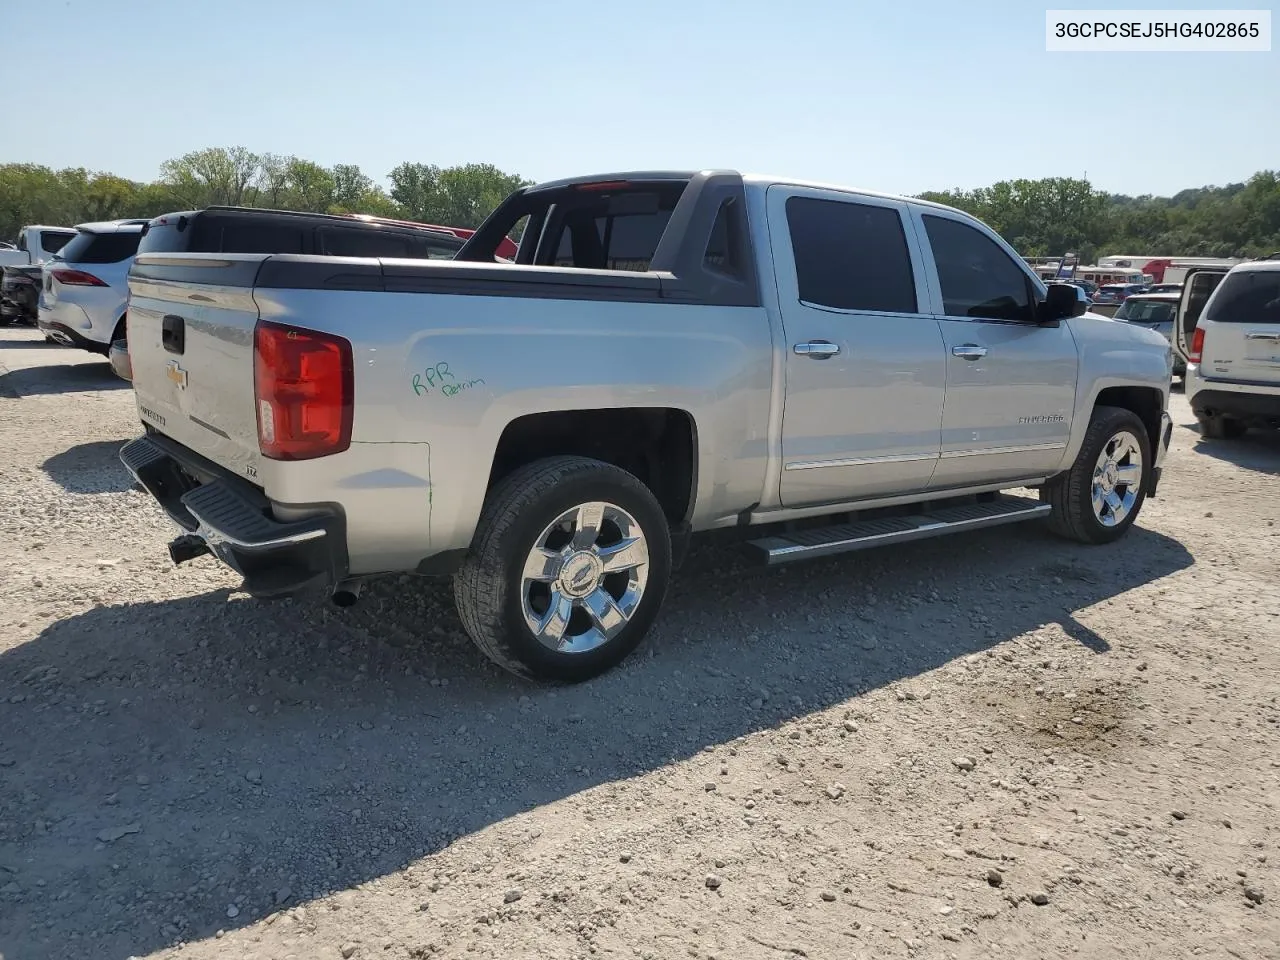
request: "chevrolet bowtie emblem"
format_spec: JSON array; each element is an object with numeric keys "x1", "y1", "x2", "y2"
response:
[{"x1": 166, "y1": 359, "x2": 188, "y2": 390}]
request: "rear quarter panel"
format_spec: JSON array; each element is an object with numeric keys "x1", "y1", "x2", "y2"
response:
[{"x1": 251, "y1": 288, "x2": 776, "y2": 553}]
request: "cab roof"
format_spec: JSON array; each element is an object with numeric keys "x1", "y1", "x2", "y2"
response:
[{"x1": 523, "y1": 169, "x2": 973, "y2": 217}]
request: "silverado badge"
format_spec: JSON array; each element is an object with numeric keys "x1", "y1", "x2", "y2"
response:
[{"x1": 166, "y1": 359, "x2": 188, "y2": 390}]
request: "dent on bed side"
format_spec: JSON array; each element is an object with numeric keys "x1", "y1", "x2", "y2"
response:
[{"x1": 333, "y1": 467, "x2": 431, "y2": 489}]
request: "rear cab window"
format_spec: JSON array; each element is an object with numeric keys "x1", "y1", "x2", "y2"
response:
[
  {"x1": 58, "y1": 229, "x2": 142, "y2": 264},
  {"x1": 546, "y1": 188, "x2": 682, "y2": 272}
]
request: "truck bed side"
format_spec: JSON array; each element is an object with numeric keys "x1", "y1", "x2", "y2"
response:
[{"x1": 126, "y1": 171, "x2": 778, "y2": 570}]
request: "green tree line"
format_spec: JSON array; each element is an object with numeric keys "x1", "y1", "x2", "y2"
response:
[
  {"x1": 918, "y1": 171, "x2": 1280, "y2": 261},
  {"x1": 2, "y1": 146, "x2": 1279, "y2": 260},
  {"x1": 0, "y1": 147, "x2": 532, "y2": 242}
]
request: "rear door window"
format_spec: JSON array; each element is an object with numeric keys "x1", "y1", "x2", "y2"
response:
[
  {"x1": 196, "y1": 219, "x2": 306, "y2": 255},
  {"x1": 785, "y1": 196, "x2": 917, "y2": 313},
  {"x1": 57, "y1": 230, "x2": 142, "y2": 264},
  {"x1": 415, "y1": 237, "x2": 464, "y2": 259},
  {"x1": 318, "y1": 226, "x2": 413, "y2": 259},
  {"x1": 1179, "y1": 271, "x2": 1225, "y2": 342}
]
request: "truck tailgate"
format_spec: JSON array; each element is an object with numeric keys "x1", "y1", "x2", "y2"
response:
[{"x1": 127, "y1": 254, "x2": 268, "y2": 479}]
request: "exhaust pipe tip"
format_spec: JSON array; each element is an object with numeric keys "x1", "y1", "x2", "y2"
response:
[
  {"x1": 168, "y1": 534, "x2": 211, "y2": 566},
  {"x1": 331, "y1": 578, "x2": 364, "y2": 607}
]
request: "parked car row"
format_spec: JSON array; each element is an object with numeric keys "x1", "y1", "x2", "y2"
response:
[{"x1": 0, "y1": 225, "x2": 79, "y2": 324}]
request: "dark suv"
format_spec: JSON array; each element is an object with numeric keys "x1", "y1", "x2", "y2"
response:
[
  {"x1": 110, "y1": 208, "x2": 474, "y2": 380},
  {"x1": 135, "y1": 207, "x2": 471, "y2": 260}
]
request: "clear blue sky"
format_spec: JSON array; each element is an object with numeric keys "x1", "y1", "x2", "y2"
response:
[{"x1": 7, "y1": 0, "x2": 1277, "y2": 197}]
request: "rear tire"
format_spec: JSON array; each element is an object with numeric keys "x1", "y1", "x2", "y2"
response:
[
  {"x1": 1041, "y1": 405, "x2": 1150, "y2": 545},
  {"x1": 453, "y1": 456, "x2": 672, "y2": 683},
  {"x1": 1198, "y1": 414, "x2": 1247, "y2": 440}
]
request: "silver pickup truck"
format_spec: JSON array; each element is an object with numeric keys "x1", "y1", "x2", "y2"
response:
[{"x1": 120, "y1": 170, "x2": 1174, "y2": 682}]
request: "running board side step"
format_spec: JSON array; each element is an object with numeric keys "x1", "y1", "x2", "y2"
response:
[{"x1": 747, "y1": 494, "x2": 1051, "y2": 566}]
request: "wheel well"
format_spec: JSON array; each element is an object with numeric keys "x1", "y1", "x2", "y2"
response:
[
  {"x1": 488, "y1": 408, "x2": 697, "y2": 526},
  {"x1": 1095, "y1": 386, "x2": 1163, "y2": 452},
  {"x1": 111, "y1": 313, "x2": 127, "y2": 344}
]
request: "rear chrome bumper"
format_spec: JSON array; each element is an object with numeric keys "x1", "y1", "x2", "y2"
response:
[{"x1": 119, "y1": 433, "x2": 347, "y2": 597}]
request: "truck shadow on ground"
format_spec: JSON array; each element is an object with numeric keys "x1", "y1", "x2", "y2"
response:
[
  {"x1": 41, "y1": 440, "x2": 137, "y2": 494},
  {"x1": 0, "y1": 359, "x2": 127, "y2": 398},
  {"x1": 0, "y1": 522, "x2": 1192, "y2": 960},
  {"x1": 0, "y1": 332, "x2": 59, "y2": 349}
]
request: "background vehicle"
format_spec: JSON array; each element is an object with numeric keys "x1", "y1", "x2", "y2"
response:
[
  {"x1": 1180, "y1": 260, "x2": 1280, "y2": 438},
  {"x1": 120, "y1": 169, "x2": 1173, "y2": 683},
  {"x1": 1, "y1": 264, "x2": 45, "y2": 324},
  {"x1": 1103, "y1": 256, "x2": 1243, "y2": 285},
  {"x1": 342, "y1": 213, "x2": 519, "y2": 260},
  {"x1": 0, "y1": 225, "x2": 77, "y2": 268},
  {"x1": 135, "y1": 206, "x2": 475, "y2": 260},
  {"x1": 1147, "y1": 282, "x2": 1182, "y2": 294},
  {"x1": 37, "y1": 219, "x2": 147, "y2": 353},
  {"x1": 1092, "y1": 283, "x2": 1146, "y2": 308},
  {"x1": 1074, "y1": 266, "x2": 1151, "y2": 286},
  {"x1": 101, "y1": 206, "x2": 491, "y2": 380},
  {"x1": 1114, "y1": 291, "x2": 1184, "y2": 377}
]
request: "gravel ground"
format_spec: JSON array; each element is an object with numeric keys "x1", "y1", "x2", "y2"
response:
[{"x1": 1, "y1": 326, "x2": 1278, "y2": 960}]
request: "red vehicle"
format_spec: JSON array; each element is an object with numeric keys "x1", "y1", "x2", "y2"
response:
[{"x1": 343, "y1": 214, "x2": 518, "y2": 260}]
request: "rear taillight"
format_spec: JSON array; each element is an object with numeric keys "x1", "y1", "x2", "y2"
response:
[
  {"x1": 51, "y1": 268, "x2": 108, "y2": 286},
  {"x1": 253, "y1": 321, "x2": 354, "y2": 461},
  {"x1": 1189, "y1": 327, "x2": 1205, "y2": 364}
]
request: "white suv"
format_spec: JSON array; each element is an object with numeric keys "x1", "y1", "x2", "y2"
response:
[
  {"x1": 38, "y1": 219, "x2": 147, "y2": 355},
  {"x1": 1183, "y1": 259, "x2": 1280, "y2": 439}
]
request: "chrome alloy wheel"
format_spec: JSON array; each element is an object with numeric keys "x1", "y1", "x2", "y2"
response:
[
  {"x1": 519, "y1": 501, "x2": 650, "y2": 654},
  {"x1": 1091, "y1": 430, "x2": 1144, "y2": 527}
]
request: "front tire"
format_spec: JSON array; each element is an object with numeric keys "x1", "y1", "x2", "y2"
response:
[
  {"x1": 1041, "y1": 406, "x2": 1151, "y2": 545},
  {"x1": 454, "y1": 456, "x2": 672, "y2": 683},
  {"x1": 1198, "y1": 414, "x2": 1247, "y2": 440}
]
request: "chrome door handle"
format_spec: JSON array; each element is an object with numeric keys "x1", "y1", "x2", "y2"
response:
[
  {"x1": 794, "y1": 340, "x2": 841, "y2": 359},
  {"x1": 952, "y1": 344, "x2": 988, "y2": 360}
]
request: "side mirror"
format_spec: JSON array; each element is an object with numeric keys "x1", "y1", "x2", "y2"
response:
[{"x1": 1040, "y1": 282, "x2": 1088, "y2": 323}]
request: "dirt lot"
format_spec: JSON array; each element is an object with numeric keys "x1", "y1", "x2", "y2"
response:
[{"x1": 1, "y1": 327, "x2": 1278, "y2": 960}]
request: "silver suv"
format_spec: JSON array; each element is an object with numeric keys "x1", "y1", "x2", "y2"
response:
[
  {"x1": 1114, "y1": 292, "x2": 1184, "y2": 378},
  {"x1": 38, "y1": 219, "x2": 147, "y2": 354}
]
